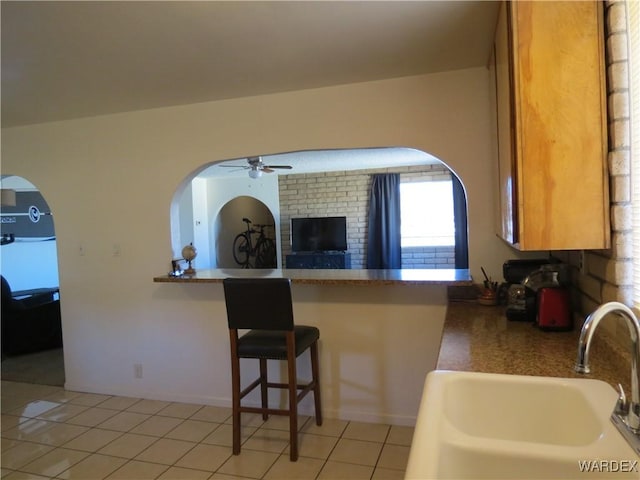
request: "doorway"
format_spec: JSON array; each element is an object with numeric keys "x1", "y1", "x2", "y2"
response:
[
  {"x1": 0, "y1": 175, "x2": 64, "y2": 386},
  {"x1": 216, "y1": 196, "x2": 276, "y2": 268}
]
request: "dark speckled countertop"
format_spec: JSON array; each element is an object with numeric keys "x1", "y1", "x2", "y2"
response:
[
  {"x1": 437, "y1": 302, "x2": 630, "y2": 393},
  {"x1": 154, "y1": 268, "x2": 473, "y2": 286}
]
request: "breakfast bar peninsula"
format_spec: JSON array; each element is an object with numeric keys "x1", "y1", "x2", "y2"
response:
[{"x1": 154, "y1": 268, "x2": 471, "y2": 425}]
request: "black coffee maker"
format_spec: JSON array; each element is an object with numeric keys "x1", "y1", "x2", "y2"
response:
[{"x1": 503, "y1": 259, "x2": 550, "y2": 321}]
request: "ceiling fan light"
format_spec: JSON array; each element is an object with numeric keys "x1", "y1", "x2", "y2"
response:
[{"x1": 248, "y1": 168, "x2": 262, "y2": 179}]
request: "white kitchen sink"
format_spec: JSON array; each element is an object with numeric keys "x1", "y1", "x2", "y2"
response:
[
  {"x1": 441, "y1": 372, "x2": 604, "y2": 446},
  {"x1": 405, "y1": 371, "x2": 639, "y2": 479},
  {"x1": 436, "y1": 442, "x2": 588, "y2": 480}
]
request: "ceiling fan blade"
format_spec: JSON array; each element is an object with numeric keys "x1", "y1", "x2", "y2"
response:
[
  {"x1": 263, "y1": 165, "x2": 292, "y2": 169},
  {"x1": 262, "y1": 167, "x2": 274, "y2": 173},
  {"x1": 219, "y1": 164, "x2": 249, "y2": 169}
]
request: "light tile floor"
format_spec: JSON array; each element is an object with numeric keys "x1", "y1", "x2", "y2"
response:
[{"x1": 1, "y1": 381, "x2": 412, "y2": 479}]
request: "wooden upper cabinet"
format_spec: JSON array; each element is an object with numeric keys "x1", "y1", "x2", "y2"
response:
[{"x1": 493, "y1": 1, "x2": 610, "y2": 251}]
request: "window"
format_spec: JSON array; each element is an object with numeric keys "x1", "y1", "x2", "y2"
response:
[{"x1": 400, "y1": 180, "x2": 455, "y2": 247}]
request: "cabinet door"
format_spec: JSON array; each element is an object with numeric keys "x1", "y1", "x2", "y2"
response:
[
  {"x1": 496, "y1": 0, "x2": 609, "y2": 250},
  {"x1": 494, "y1": 1, "x2": 517, "y2": 244}
]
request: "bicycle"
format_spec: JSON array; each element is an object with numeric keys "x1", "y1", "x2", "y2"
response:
[{"x1": 232, "y1": 218, "x2": 277, "y2": 268}]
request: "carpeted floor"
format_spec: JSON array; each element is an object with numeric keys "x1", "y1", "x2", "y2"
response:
[{"x1": 1, "y1": 348, "x2": 65, "y2": 386}]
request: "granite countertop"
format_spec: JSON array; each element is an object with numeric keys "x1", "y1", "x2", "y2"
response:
[
  {"x1": 153, "y1": 268, "x2": 473, "y2": 286},
  {"x1": 438, "y1": 301, "x2": 630, "y2": 393}
]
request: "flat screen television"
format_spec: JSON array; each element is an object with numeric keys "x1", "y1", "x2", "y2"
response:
[{"x1": 291, "y1": 216, "x2": 347, "y2": 253}]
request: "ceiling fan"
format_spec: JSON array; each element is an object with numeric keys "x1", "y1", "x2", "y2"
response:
[{"x1": 220, "y1": 156, "x2": 293, "y2": 178}]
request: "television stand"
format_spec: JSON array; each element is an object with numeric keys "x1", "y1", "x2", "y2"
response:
[{"x1": 285, "y1": 252, "x2": 351, "y2": 269}]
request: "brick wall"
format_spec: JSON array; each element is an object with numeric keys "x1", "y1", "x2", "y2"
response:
[
  {"x1": 402, "y1": 246, "x2": 455, "y2": 269},
  {"x1": 564, "y1": 0, "x2": 631, "y2": 349},
  {"x1": 278, "y1": 164, "x2": 454, "y2": 269}
]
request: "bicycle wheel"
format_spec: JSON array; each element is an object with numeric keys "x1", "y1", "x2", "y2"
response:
[
  {"x1": 255, "y1": 238, "x2": 276, "y2": 268},
  {"x1": 232, "y1": 234, "x2": 251, "y2": 268}
]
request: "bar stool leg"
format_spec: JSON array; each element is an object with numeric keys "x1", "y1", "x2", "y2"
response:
[
  {"x1": 231, "y1": 360, "x2": 241, "y2": 455},
  {"x1": 229, "y1": 330, "x2": 241, "y2": 455},
  {"x1": 286, "y1": 332, "x2": 298, "y2": 461},
  {"x1": 259, "y1": 358, "x2": 269, "y2": 420},
  {"x1": 310, "y1": 340, "x2": 323, "y2": 426}
]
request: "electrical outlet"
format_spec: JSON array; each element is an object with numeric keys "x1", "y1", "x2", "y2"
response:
[
  {"x1": 134, "y1": 363, "x2": 143, "y2": 379},
  {"x1": 112, "y1": 243, "x2": 121, "y2": 257}
]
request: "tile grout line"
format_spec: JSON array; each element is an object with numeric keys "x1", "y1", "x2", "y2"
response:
[
  {"x1": 311, "y1": 419, "x2": 350, "y2": 480},
  {"x1": 369, "y1": 423, "x2": 393, "y2": 479},
  {"x1": 1, "y1": 392, "x2": 207, "y2": 479},
  {"x1": 3, "y1": 384, "x2": 410, "y2": 480}
]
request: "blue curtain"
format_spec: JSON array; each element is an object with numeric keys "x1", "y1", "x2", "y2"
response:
[
  {"x1": 451, "y1": 173, "x2": 469, "y2": 269},
  {"x1": 367, "y1": 174, "x2": 402, "y2": 269}
]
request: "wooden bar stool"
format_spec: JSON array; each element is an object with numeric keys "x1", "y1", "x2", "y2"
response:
[{"x1": 222, "y1": 277, "x2": 322, "y2": 461}]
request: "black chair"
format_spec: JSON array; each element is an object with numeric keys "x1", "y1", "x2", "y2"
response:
[
  {"x1": 222, "y1": 277, "x2": 322, "y2": 461},
  {"x1": 1, "y1": 275, "x2": 62, "y2": 357}
]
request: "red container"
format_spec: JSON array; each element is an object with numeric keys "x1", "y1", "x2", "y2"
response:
[{"x1": 537, "y1": 288, "x2": 572, "y2": 331}]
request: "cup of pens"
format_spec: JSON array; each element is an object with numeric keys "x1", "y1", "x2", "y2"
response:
[{"x1": 478, "y1": 267, "x2": 499, "y2": 306}]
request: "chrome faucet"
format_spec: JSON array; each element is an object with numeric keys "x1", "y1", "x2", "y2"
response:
[{"x1": 575, "y1": 301, "x2": 640, "y2": 453}]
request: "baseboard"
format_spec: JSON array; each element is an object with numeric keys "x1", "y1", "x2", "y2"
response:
[{"x1": 63, "y1": 381, "x2": 417, "y2": 426}]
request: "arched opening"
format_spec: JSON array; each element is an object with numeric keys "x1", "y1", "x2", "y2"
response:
[
  {"x1": 216, "y1": 196, "x2": 276, "y2": 268},
  {"x1": 0, "y1": 175, "x2": 64, "y2": 385},
  {"x1": 170, "y1": 147, "x2": 468, "y2": 272},
  {"x1": 170, "y1": 167, "x2": 281, "y2": 271}
]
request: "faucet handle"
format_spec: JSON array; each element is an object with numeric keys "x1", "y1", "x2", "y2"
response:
[{"x1": 615, "y1": 383, "x2": 629, "y2": 416}]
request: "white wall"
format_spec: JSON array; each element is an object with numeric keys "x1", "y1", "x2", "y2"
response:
[
  {"x1": 0, "y1": 69, "x2": 531, "y2": 406},
  {"x1": 190, "y1": 178, "x2": 211, "y2": 269},
  {"x1": 177, "y1": 183, "x2": 194, "y2": 253}
]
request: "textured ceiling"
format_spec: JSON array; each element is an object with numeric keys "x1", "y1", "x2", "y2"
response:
[
  {"x1": 1, "y1": 1, "x2": 500, "y2": 128},
  {"x1": 199, "y1": 147, "x2": 442, "y2": 178}
]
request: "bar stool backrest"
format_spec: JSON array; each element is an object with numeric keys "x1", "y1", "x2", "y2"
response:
[{"x1": 223, "y1": 277, "x2": 295, "y2": 331}]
